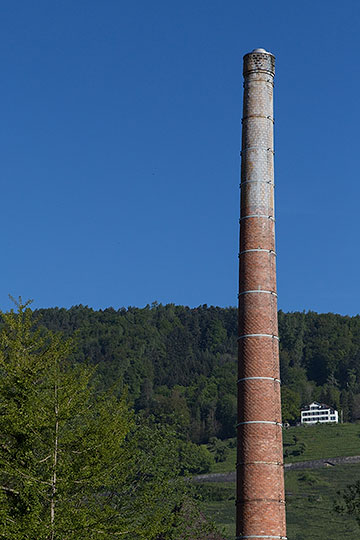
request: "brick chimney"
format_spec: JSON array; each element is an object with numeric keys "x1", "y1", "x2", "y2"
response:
[{"x1": 236, "y1": 49, "x2": 286, "y2": 540}]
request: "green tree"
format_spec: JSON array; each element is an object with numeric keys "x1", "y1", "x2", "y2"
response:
[
  {"x1": 0, "y1": 300, "x2": 216, "y2": 539},
  {"x1": 177, "y1": 441, "x2": 213, "y2": 475},
  {"x1": 216, "y1": 394, "x2": 237, "y2": 439},
  {"x1": 319, "y1": 380, "x2": 341, "y2": 411},
  {"x1": 281, "y1": 387, "x2": 301, "y2": 423}
]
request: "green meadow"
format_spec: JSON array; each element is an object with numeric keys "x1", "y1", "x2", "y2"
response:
[
  {"x1": 199, "y1": 423, "x2": 360, "y2": 539},
  {"x1": 211, "y1": 423, "x2": 360, "y2": 474},
  {"x1": 199, "y1": 465, "x2": 360, "y2": 540}
]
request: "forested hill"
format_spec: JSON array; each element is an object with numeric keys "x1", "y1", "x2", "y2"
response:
[{"x1": 34, "y1": 304, "x2": 360, "y2": 442}]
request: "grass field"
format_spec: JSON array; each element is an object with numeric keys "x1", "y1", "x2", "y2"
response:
[
  {"x1": 199, "y1": 423, "x2": 360, "y2": 538},
  {"x1": 211, "y1": 423, "x2": 360, "y2": 473},
  {"x1": 283, "y1": 422, "x2": 360, "y2": 463},
  {"x1": 199, "y1": 465, "x2": 360, "y2": 539}
]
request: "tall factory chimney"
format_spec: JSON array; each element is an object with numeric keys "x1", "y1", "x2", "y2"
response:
[{"x1": 236, "y1": 49, "x2": 286, "y2": 540}]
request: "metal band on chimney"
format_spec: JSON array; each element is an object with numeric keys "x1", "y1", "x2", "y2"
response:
[
  {"x1": 240, "y1": 180, "x2": 274, "y2": 186},
  {"x1": 237, "y1": 334, "x2": 279, "y2": 340},
  {"x1": 236, "y1": 421, "x2": 282, "y2": 427},
  {"x1": 238, "y1": 290, "x2": 277, "y2": 297},
  {"x1": 236, "y1": 536, "x2": 287, "y2": 539},
  {"x1": 237, "y1": 376, "x2": 281, "y2": 383},
  {"x1": 238, "y1": 249, "x2": 276, "y2": 256},
  {"x1": 236, "y1": 460, "x2": 283, "y2": 466},
  {"x1": 240, "y1": 147, "x2": 274, "y2": 155},
  {"x1": 239, "y1": 215, "x2": 275, "y2": 221},
  {"x1": 242, "y1": 114, "x2": 274, "y2": 123}
]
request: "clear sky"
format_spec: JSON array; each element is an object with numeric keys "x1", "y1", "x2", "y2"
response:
[{"x1": 0, "y1": 0, "x2": 359, "y2": 314}]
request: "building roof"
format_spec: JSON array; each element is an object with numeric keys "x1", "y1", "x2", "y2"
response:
[{"x1": 301, "y1": 401, "x2": 336, "y2": 413}]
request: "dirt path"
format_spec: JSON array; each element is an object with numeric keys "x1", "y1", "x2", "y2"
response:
[{"x1": 192, "y1": 455, "x2": 360, "y2": 483}]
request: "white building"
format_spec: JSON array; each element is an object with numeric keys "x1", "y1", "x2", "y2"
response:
[{"x1": 301, "y1": 402, "x2": 338, "y2": 425}]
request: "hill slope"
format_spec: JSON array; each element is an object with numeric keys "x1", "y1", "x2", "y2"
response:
[
  {"x1": 32, "y1": 304, "x2": 360, "y2": 444},
  {"x1": 198, "y1": 424, "x2": 360, "y2": 539}
]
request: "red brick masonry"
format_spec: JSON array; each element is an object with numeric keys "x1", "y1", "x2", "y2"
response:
[{"x1": 237, "y1": 49, "x2": 287, "y2": 540}]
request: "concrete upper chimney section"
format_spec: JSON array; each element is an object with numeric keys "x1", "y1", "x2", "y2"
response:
[{"x1": 236, "y1": 49, "x2": 287, "y2": 540}]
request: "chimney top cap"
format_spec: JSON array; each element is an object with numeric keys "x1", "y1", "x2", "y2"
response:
[{"x1": 252, "y1": 48, "x2": 269, "y2": 53}]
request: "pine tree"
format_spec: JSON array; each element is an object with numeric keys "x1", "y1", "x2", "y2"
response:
[{"x1": 0, "y1": 299, "x2": 205, "y2": 539}]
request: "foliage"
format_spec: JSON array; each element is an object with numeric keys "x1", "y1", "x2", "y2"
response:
[
  {"x1": 207, "y1": 437, "x2": 230, "y2": 463},
  {"x1": 0, "y1": 300, "x2": 220, "y2": 539},
  {"x1": 158, "y1": 498, "x2": 226, "y2": 540},
  {"x1": 177, "y1": 441, "x2": 213, "y2": 475},
  {"x1": 195, "y1": 482, "x2": 236, "y2": 540},
  {"x1": 28, "y1": 303, "x2": 360, "y2": 444},
  {"x1": 281, "y1": 387, "x2": 301, "y2": 423}
]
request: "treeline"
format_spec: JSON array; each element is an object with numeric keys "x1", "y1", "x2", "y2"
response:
[
  {"x1": 279, "y1": 310, "x2": 360, "y2": 423},
  {"x1": 32, "y1": 304, "x2": 360, "y2": 441}
]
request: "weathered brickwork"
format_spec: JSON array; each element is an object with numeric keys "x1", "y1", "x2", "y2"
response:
[
  {"x1": 239, "y1": 251, "x2": 276, "y2": 291},
  {"x1": 237, "y1": 49, "x2": 287, "y2": 540},
  {"x1": 238, "y1": 338, "x2": 280, "y2": 379},
  {"x1": 239, "y1": 217, "x2": 275, "y2": 251},
  {"x1": 238, "y1": 293, "x2": 278, "y2": 335}
]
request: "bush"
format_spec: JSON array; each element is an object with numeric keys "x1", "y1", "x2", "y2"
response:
[
  {"x1": 178, "y1": 441, "x2": 214, "y2": 475},
  {"x1": 207, "y1": 437, "x2": 230, "y2": 463}
]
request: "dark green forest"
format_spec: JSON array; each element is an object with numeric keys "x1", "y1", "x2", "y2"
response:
[{"x1": 31, "y1": 304, "x2": 360, "y2": 444}]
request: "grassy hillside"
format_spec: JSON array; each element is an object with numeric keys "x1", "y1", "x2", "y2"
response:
[
  {"x1": 210, "y1": 423, "x2": 360, "y2": 473},
  {"x1": 199, "y1": 423, "x2": 360, "y2": 538},
  {"x1": 283, "y1": 423, "x2": 360, "y2": 463},
  {"x1": 199, "y1": 465, "x2": 360, "y2": 540}
]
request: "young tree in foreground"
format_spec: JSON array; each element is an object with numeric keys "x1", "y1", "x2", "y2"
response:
[{"x1": 0, "y1": 300, "x2": 220, "y2": 539}]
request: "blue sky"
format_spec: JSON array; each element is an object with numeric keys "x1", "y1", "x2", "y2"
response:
[{"x1": 0, "y1": 0, "x2": 359, "y2": 314}]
